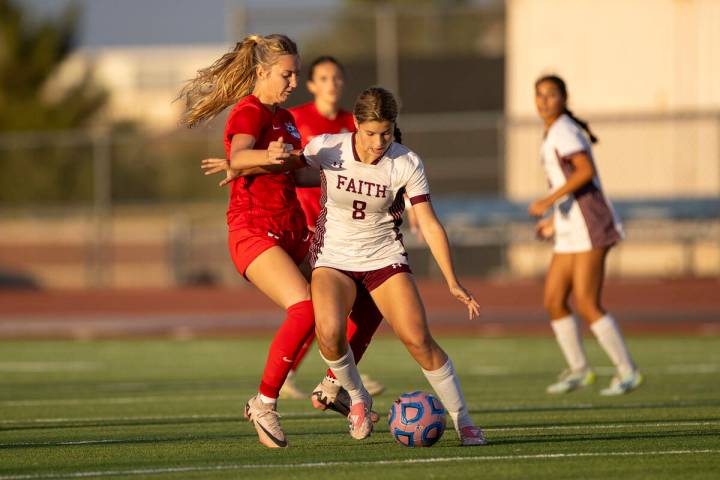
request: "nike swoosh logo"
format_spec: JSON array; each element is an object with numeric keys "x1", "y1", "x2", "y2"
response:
[
  {"x1": 272, "y1": 126, "x2": 281, "y2": 130},
  {"x1": 256, "y1": 420, "x2": 288, "y2": 447},
  {"x1": 282, "y1": 356, "x2": 294, "y2": 363}
]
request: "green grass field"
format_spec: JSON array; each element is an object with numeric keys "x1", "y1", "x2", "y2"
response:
[{"x1": 1, "y1": 335, "x2": 719, "y2": 479}]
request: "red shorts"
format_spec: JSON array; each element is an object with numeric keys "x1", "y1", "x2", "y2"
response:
[
  {"x1": 296, "y1": 187, "x2": 321, "y2": 230},
  {"x1": 322, "y1": 263, "x2": 412, "y2": 292},
  {"x1": 228, "y1": 228, "x2": 312, "y2": 278}
]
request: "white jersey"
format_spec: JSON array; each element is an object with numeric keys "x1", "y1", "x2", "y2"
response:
[
  {"x1": 541, "y1": 114, "x2": 623, "y2": 253},
  {"x1": 302, "y1": 133, "x2": 430, "y2": 271}
]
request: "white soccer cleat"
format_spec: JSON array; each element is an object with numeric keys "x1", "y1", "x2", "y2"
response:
[
  {"x1": 311, "y1": 376, "x2": 380, "y2": 422},
  {"x1": 460, "y1": 425, "x2": 488, "y2": 446},
  {"x1": 348, "y1": 400, "x2": 374, "y2": 440},
  {"x1": 600, "y1": 370, "x2": 644, "y2": 396},
  {"x1": 244, "y1": 395, "x2": 288, "y2": 448},
  {"x1": 279, "y1": 374, "x2": 307, "y2": 400},
  {"x1": 360, "y1": 373, "x2": 386, "y2": 396},
  {"x1": 546, "y1": 368, "x2": 596, "y2": 394}
]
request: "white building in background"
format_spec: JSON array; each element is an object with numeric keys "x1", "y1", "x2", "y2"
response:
[
  {"x1": 505, "y1": 0, "x2": 720, "y2": 199},
  {"x1": 505, "y1": 0, "x2": 720, "y2": 277},
  {"x1": 50, "y1": 44, "x2": 229, "y2": 131}
]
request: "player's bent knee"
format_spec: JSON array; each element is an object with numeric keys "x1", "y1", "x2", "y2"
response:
[
  {"x1": 399, "y1": 331, "x2": 434, "y2": 356},
  {"x1": 544, "y1": 297, "x2": 569, "y2": 317},
  {"x1": 314, "y1": 323, "x2": 345, "y2": 357}
]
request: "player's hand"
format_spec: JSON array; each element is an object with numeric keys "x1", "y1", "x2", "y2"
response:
[
  {"x1": 267, "y1": 136, "x2": 292, "y2": 165},
  {"x1": 535, "y1": 217, "x2": 554, "y2": 241},
  {"x1": 200, "y1": 157, "x2": 239, "y2": 187},
  {"x1": 528, "y1": 198, "x2": 552, "y2": 217},
  {"x1": 449, "y1": 283, "x2": 480, "y2": 320}
]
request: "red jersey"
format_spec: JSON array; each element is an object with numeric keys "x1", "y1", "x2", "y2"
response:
[
  {"x1": 289, "y1": 102, "x2": 355, "y2": 147},
  {"x1": 224, "y1": 95, "x2": 305, "y2": 233},
  {"x1": 289, "y1": 102, "x2": 356, "y2": 228}
]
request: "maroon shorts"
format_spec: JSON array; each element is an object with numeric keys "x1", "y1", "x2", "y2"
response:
[
  {"x1": 322, "y1": 263, "x2": 412, "y2": 292},
  {"x1": 228, "y1": 227, "x2": 312, "y2": 278}
]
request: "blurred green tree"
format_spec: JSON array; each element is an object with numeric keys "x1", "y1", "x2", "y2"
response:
[{"x1": 0, "y1": 0, "x2": 107, "y2": 131}]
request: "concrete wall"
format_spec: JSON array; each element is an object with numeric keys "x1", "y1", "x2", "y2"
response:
[{"x1": 505, "y1": 0, "x2": 720, "y2": 200}]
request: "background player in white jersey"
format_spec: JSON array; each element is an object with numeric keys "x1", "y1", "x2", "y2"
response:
[
  {"x1": 530, "y1": 75, "x2": 643, "y2": 396},
  {"x1": 289, "y1": 87, "x2": 486, "y2": 446}
]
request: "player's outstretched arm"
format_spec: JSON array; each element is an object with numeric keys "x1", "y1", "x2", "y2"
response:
[
  {"x1": 412, "y1": 201, "x2": 481, "y2": 320},
  {"x1": 201, "y1": 134, "x2": 306, "y2": 187}
]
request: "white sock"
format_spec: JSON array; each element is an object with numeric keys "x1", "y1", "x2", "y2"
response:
[
  {"x1": 258, "y1": 393, "x2": 277, "y2": 405},
  {"x1": 422, "y1": 358, "x2": 473, "y2": 431},
  {"x1": 550, "y1": 315, "x2": 589, "y2": 372},
  {"x1": 320, "y1": 349, "x2": 369, "y2": 405},
  {"x1": 590, "y1": 314, "x2": 635, "y2": 377}
]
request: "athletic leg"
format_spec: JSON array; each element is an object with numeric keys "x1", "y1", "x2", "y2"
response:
[
  {"x1": 544, "y1": 252, "x2": 594, "y2": 393},
  {"x1": 574, "y1": 248, "x2": 641, "y2": 393},
  {"x1": 238, "y1": 246, "x2": 314, "y2": 448},
  {"x1": 370, "y1": 273, "x2": 484, "y2": 444},
  {"x1": 312, "y1": 267, "x2": 373, "y2": 439},
  {"x1": 347, "y1": 287, "x2": 386, "y2": 395},
  {"x1": 545, "y1": 253, "x2": 589, "y2": 369},
  {"x1": 312, "y1": 286, "x2": 384, "y2": 418},
  {"x1": 245, "y1": 246, "x2": 315, "y2": 401}
]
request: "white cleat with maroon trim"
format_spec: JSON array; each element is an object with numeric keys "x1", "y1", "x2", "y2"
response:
[
  {"x1": 460, "y1": 426, "x2": 488, "y2": 446},
  {"x1": 348, "y1": 401, "x2": 374, "y2": 440}
]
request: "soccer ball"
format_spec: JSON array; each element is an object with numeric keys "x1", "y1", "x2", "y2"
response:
[{"x1": 387, "y1": 391, "x2": 446, "y2": 447}]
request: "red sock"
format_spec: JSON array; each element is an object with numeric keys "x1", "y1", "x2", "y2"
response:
[
  {"x1": 325, "y1": 288, "x2": 383, "y2": 379},
  {"x1": 259, "y1": 299, "x2": 315, "y2": 398},
  {"x1": 290, "y1": 332, "x2": 316, "y2": 372}
]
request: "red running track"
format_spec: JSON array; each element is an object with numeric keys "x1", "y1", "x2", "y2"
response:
[{"x1": 0, "y1": 278, "x2": 718, "y2": 338}]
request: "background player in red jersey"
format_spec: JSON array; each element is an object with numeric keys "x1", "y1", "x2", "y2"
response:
[
  {"x1": 290, "y1": 56, "x2": 355, "y2": 232},
  {"x1": 280, "y1": 56, "x2": 384, "y2": 400},
  {"x1": 182, "y1": 34, "x2": 380, "y2": 449}
]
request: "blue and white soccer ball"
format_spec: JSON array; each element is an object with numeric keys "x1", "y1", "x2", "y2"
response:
[{"x1": 387, "y1": 391, "x2": 446, "y2": 447}]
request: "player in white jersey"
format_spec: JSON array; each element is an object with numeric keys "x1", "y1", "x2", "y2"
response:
[
  {"x1": 530, "y1": 75, "x2": 642, "y2": 396},
  {"x1": 282, "y1": 87, "x2": 486, "y2": 446}
]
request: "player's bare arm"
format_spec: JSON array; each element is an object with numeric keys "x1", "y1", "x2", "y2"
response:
[
  {"x1": 201, "y1": 134, "x2": 306, "y2": 187},
  {"x1": 528, "y1": 152, "x2": 594, "y2": 217},
  {"x1": 411, "y1": 201, "x2": 480, "y2": 320}
]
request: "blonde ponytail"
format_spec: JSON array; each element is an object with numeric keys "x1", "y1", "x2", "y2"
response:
[{"x1": 178, "y1": 34, "x2": 297, "y2": 128}]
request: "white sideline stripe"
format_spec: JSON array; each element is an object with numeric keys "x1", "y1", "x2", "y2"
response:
[
  {"x1": 0, "y1": 450, "x2": 717, "y2": 480},
  {"x1": 2, "y1": 420, "x2": 717, "y2": 447}
]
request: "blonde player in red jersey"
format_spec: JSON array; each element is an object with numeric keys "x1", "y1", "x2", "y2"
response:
[
  {"x1": 280, "y1": 56, "x2": 385, "y2": 400},
  {"x1": 186, "y1": 34, "x2": 383, "y2": 449},
  {"x1": 253, "y1": 87, "x2": 487, "y2": 446},
  {"x1": 531, "y1": 75, "x2": 642, "y2": 396}
]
